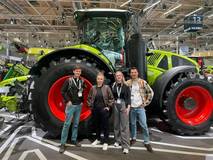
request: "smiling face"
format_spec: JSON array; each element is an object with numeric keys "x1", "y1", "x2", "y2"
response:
[
  {"x1": 115, "y1": 71, "x2": 124, "y2": 83},
  {"x1": 96, "y1": 74, "x2": 105, "y2": 86},
  {"x1": 130, "y1": 68, "x2": 139, "y2": 80},
  {"x1": 73, "y1": 68, "x2": 82, "y2": 78}
]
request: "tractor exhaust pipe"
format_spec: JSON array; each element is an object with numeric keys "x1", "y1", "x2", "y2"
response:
[{"x1": 126, "y1": 33, "x2": 147, "y2": 80}]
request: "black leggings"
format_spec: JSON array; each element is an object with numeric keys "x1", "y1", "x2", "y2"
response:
[{"x1": 93, "y1": 107, "x2": 110, "y2": 143}]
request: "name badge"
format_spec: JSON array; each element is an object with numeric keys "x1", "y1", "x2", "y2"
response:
[
  {"x1": 78, "y1": 91, "x2": 83, "y2": 97},
  {"x1": 117, "y1": 98, "x2": 121, "y2": 104}
]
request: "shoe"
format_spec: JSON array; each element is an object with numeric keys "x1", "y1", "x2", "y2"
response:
[
  {"x1": 71, "y1": 141, "x2": 81, "y2": 147},
  {"x1": 114, "y1": 142, "x2": 120, "y2": 147},
  {"x1": 59, "y1": 144, "x2": 65, "y2": 153},
  {"x1": 144, "y1": 144, "x2": 153, "y2": 153},
  {"x1": 102, "y1": 143, "x2": 108, "y2": 151},
  {"x1": 91, "y1": 139, "x2": 101, "y2": 145},
  {"x1": 123, "y1": 148, "x2": 129, "y2": 154},
  {"x1": 130, "y1": 139, "x2": 136, "y2": 146}
]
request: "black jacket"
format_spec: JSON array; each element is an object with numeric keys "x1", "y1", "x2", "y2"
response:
[
  {"x1": 61, "y1": 77, "x2": 85, "y2": 105},
  {"x1": 87, "y1": 85, "x2": 114, "y2": 109},
  {"x1": 112, "y1": 82, "x2": 131, "y2": 108}
]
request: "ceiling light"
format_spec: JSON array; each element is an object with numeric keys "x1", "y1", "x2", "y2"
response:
[
  {"x1": 185, "y1": 7, "x2": 203, "y2": 17},
  {"x1": 28, "y1": 19, "x2": 32, "y2": 24},
  {"x1": 164, "y1": 4, "x2": 182, "y2": 15},
  {"x1": 143, "y1": 0, "x2": 161, "y2": 12},
  {"x1": 162, "y1": 3, "x2": 167, "y2": 10},
  {"x1": 120, "y1": 0, "x2": 132, "y2": 7},
  {"x1": 10, "y1": 18, "x2": 16, "y2": 24},
  {"x1": 10, "y1": 19, "x2": 14, "y2": 24},
  {"x1": 62, "y1": 12, "x2": 66, "y2": 19}
]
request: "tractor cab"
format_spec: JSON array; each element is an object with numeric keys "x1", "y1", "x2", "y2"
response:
[{"x1": 74, "y1": 9, "x2": 132, "y2": 67}]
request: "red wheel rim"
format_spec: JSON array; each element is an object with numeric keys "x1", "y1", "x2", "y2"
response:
[
  {"x1": 175, "y1": 86, "x2": 213, "y2": 126},
  {"x1": 48, "y1": 76, "x2": 92, "y2": 122}
]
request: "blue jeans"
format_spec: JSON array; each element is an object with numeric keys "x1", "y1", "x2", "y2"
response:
[
  {"x1": 130, "y1": 107, "x2": 150, "y2": 144},
  {"x1": 61, "y1": 104, "x2": 82, "y2": 144}
]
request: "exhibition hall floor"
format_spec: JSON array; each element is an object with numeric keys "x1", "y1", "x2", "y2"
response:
[{"x1": 0, "y1": 112, "x2": 213, "y2": 160}]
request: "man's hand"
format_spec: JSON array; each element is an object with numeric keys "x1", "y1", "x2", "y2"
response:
[
  {"x1": 142, "y1": 101, "x2": 150, "y2": 107},
  {"x1": 124, "y1": 105, "x2": 130, "y2": 116},
  {"x1": 141, "y1": 102, "x2": 146, "y2": 107},
  {"x1": 66, "y1": 101, "x2": 72, "y2": 106}
]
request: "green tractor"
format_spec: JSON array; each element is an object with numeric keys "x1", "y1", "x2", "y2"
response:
[
  {"x1": 29, "y1": 9, "x2": 213, "y2": 136},
  {"x1": 0, "y1": 62, "x2": 30, "y2": 113}
]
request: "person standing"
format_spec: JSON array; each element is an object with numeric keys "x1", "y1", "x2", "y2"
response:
[
  {"x1": 112, "y1": 71, "x2": 131, "y2": 154},
  {"x1": 59, "y1": 65, "x2": 85, "y2": 153},
  {"x1": 87, "y1": 72, "x2": 114, "y2": 151},
  {"x1": 126, "y1": 67, "x2": 154, "y2": 152}
]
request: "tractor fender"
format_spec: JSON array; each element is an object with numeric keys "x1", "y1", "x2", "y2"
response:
[
  {"x1": 151, "y1": 65, "x2": 197, "y2": 110},
  {"x1": 29, "y1": 47, "x2": 115, "y2": 76}
]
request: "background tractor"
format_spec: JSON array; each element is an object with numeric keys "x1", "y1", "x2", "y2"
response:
[
  {"x1": 28, "y1": 9, "x2": 213, "y2": 137},
  {"x1": 189, "y1": 52, "x2": 213, "y2": 83},
  {"x1": 0, "y1": 61, "x2": 30, "y2": 114}
]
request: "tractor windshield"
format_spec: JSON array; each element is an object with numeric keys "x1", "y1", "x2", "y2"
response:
[
  {"x1": 84, "y1": 17, "x2": 125, "y2": 51},
  {"x1": 83, "y1": 17, "x2": 125, "y2": 66}
]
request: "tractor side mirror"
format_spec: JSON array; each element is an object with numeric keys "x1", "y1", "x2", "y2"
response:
[{"x1": 146, "y1": 52, "x2": 154, "y2": 56}]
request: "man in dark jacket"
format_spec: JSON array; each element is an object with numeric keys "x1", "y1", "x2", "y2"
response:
[{"x1": 59, "y1": 65, "x2": 85, "y2": 153}]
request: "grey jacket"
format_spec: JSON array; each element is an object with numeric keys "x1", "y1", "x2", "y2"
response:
[{"x1": 87, "y1": 85, "x2": 114, "y2": 108}]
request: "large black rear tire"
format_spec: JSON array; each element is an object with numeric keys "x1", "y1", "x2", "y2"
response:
[{"x1": 30, "y1": 57, "x2": 99, "y2": 137}]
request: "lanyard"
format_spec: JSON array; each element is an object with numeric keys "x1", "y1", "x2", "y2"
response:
[
  {"x1": 116, "y1": 83, "x2": 122, "y2": 98},
  {"x1": 72, "y1": 78, "x2": 81, "y2": 90}
]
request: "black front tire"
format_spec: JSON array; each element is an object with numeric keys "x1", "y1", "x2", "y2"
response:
[{"x1": 164, "y1": 73, "x2": 213, "y2": 135}]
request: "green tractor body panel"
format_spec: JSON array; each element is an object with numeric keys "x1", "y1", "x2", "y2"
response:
[
  {"x1": 147, "y1": 66, "x2": 165, "y2": 86},
  {"x1": 0, "y1": 74, "x2": 29, "y2": 112},
  {"x1": 206, "y1": 65, "x2": 213, "y2": 74},
  {"x1": 28, "y1": 45, "x2": 111, "y2": 65},
  {"x1": 27, "y1": 48, "x2": 55, "y2": 61},
  {"x1": 69, "y1": 44, "x2": 114, "y2": 71},
  {"x1": 3, "y1": 63, "x2": 30, "y2": 80},
  {"x1": 29, "y1": 44, "x2": 115, "y2": 74},
  {"x1": 0, "y1": 75, "x2": 30, "y2": 87},
  {"x1": 147, "y1": 50, "x2": 199, "y2": 86},
  {"x1": 28, "y1": 47, "x2": 55, "y2": 55},
  {"x1": 0, "y1": 62, "x2": 30, "y2": 87},
  {"x1": 0, "y1": 95, "x2": 17, "y2": 112}
]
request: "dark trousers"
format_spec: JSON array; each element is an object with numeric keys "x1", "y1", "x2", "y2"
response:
[{"x1": 93, "y1": 107, "x2": 110, "y2": 143}]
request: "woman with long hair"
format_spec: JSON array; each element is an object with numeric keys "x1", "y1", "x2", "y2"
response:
[{"x1": 112, "y1": 71, "x2": 131, "y2": 154}]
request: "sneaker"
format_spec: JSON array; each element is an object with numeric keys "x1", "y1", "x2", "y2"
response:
[
  {"x1": 123, "y1": 148, "x2": 129, "y2": 154},
  {"x1": 71, "y1": 141, "x2": 81, "y2": 147},
  {"x1": 102, "y1": 143, "x2": 108, "y2": 151},
  {"x1": 91, "y1": 139, "x2": 101, "y2": 145},
  {"x1": 144, "y1": 144, "x2": 153, "y2": 153},
  {"x1": 59, "y1": 144, "x2": 65, "y2": 153},
  {"x1": 130, "y1": 139, "x2": 136, "y2": 146},
  {"x1": 114, "y1": 142, "x2": 120, "y2": 147}
]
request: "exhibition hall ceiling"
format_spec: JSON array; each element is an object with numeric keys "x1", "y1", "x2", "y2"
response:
[{"x1": 0, "y1": 0, "x2": 212, "y2": 50}]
